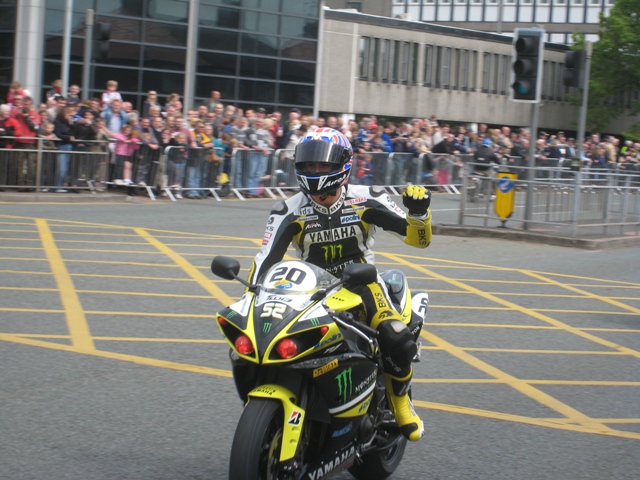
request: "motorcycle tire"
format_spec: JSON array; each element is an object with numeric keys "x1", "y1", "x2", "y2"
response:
[
  {"x1": 348, "y1": 434, "x2": 406, "y2": 480},
  {"x1": 228, "y1": 398, "x2": 287, "y2": 480}
]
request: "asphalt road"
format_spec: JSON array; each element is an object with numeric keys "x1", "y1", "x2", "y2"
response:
[{"x1": 1, "y1": 194, "x2": 639, "y2": 480}]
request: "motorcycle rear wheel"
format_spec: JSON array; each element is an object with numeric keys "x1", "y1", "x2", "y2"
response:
[
  {"x1": 348, "y1": 434, "x2": 407, "y2": 480},
  {"x1": 229, "y1": 398, "x2": 288, "y2": 480}
]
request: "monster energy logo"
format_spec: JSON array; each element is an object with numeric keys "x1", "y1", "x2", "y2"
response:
[
  {"x1": 322, "y1": 244, "x2": 343, "y2": 262},
  {"x1": 310, "y1": 318, "x2": 320, "y2": 326},
  {"x1": 226, "y1": 310, "x2": 238, "y2": 318},
  {"x1": 263, "y1": 322, "x2": 272, "y2": 333},
  {"x1": 335, "y1": 368, "x2": 353, "y2": 404}
]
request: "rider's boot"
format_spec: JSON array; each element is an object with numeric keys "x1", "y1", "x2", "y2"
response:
[{"x1": 383, "y1": 368, "x2": 424, "y2": 441}]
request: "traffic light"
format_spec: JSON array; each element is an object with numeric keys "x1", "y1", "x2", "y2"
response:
[
  {"x1": 563, "y1": 50, "x2": 586, "y2": 88},
  {"x1": 95, "y1": 22, "x2": 112, "y2": 60},
  {"x1": 510, "y1": 28, "x2": 544, "y2": 103}
]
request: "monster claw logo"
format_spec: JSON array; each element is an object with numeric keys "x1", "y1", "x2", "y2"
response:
[
  {"x1": 322, "y1": 244, "x2": 343, "y2": 262},
  {"x1": 263, "y1": 322, "x2": 272, "y2": 333},
  {"x1": 310, "y1": 318, "x2": 320, "y2": 326},
  {"x1": 335, "y1": 368, "x2": 353, "y2": 404}
]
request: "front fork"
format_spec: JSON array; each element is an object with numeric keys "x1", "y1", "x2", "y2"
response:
[{"x1": 246, "y1": 382, "x2": 309, "y2": 464}]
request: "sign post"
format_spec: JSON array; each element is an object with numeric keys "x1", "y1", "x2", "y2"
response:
[{"x1": 494, "y1": 172, "x2": 517, "y2": 227}]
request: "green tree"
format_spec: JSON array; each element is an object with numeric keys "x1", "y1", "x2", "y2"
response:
[{"x1": 584, "y1": 0, "x2": 640, "y2": 139}]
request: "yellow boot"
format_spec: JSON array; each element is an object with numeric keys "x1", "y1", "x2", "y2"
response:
[{"x1": 384, "y1": 369, "x2": 424, "y2": 441}]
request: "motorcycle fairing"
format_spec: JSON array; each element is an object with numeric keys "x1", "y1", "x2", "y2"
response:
[{"x1": 246, "y1": 383, "x2": 305, "y2": 462}]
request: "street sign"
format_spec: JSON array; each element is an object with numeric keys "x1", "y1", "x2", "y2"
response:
[{"x1": 494, "y1": 173, "x2": 517, "y2": 224}]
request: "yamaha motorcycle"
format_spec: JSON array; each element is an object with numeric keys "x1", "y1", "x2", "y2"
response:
[{"x1": 211, "y1": 256, "x2": 429, "y2": 480}]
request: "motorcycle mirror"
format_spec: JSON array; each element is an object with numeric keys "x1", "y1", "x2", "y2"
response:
[
  {"x1": 211, "y1": 256, "x2": 241, "y2": 280},
  {"x1": 342, "y1": 263, "x2": 377, "y2": 286}
]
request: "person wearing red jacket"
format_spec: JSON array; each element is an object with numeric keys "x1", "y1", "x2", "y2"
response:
[{"x1": 8, "y1": 95, "x2": 40, "y2": 190}]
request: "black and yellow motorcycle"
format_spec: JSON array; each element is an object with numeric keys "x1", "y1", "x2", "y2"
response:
[{"x1": 211, "y1": 256, "x2": 429, "y2": 480}]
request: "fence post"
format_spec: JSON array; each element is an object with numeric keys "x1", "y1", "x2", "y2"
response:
[{"x1": 570, "y1": 170, "x2": 582, "y2": 237}]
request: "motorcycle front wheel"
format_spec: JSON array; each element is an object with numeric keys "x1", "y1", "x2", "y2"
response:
[
  {"x1": 348, "y1": 434, "x2": 407, "y2": 480},
  {"x1": 228, "y1": 398, "x2": 288, "y2": 480}
]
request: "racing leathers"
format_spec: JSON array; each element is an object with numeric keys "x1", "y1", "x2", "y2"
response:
[{"x1": 247, "y1": 184, "x2": 432, "y2": 441}]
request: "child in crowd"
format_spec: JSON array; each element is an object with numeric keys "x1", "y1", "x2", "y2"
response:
[
  {"x1": 101, "y1": 80, "x2": 122, "y2": 107},
  {"x1": 113, "y1": 124, "x2": 139, "y2": 186}
]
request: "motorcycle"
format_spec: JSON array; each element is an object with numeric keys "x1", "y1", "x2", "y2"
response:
[{"x1": 211, "y1": 256, "x2": 430, "y2": 480}]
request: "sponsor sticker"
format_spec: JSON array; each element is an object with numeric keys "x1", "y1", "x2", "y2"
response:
[{"x1": 313, "y1": 358, "x2": 339, "y2": 378}]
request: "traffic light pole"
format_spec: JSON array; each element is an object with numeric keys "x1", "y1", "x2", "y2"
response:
[
  {"x1": 576, "y1": 41, "x2": 592, "y2": 161},
  {"x1": 61, "y1": 0, "x2": 73, "y2": 98},
  {"x1": 82, "y1": 9, "x2": 94, "y2": 100},
  {"x1": 523, "y1": 101, "x2": 540, "y2": 231}
]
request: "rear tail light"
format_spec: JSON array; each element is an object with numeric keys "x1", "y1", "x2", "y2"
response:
[
  {"x1": 217, "y1": 315, "x2": 228, "y2": 326},
  {"x1": 320, "y1": 326, "x2": 329, "y2": 336}
]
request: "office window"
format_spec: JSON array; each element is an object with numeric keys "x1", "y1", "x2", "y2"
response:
[
  {"x1": 400, "y1": 42, "x2": 410, "y2": 83},
  {"x1": 370, "y1": 38, "x2": 380, "y2": 82},
  {"x1": 469, "y1": 51, "x2": 478, "y2": 90},
  {"x1": 411, "y1": 42, "x2": 420, "y2": 84},
  {"x1": 482, "y1": 52, "x2": 491, "y2": 92},
  {"x1": 459, "y1": 49, "x2": 469, "y2": 90},
  {"x1": 424, "y1": 44, "x2": 433, "y2": 87},
  {"x1": 451, "y1": 49, "x2": 460, "y2": 89},
  {"x1": 359, "y1": 37, "x2": 370, "y2": 79},
  {"x1": 435, "y1": 47, "x2": 451, "y2": 89},
  {"x1": 381, "y1": 39, "x2": 390, "y2": 82},
  {"x1": 500, "y1": 55, "x2": 509, "y2": 95},
  {"x1": 392, "y1": 40, "x2": 401, "y2": 83}
]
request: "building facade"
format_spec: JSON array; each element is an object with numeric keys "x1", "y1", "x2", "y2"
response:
[{"x1": 390, "y1": 0, "x2": 614, "y2": 44}]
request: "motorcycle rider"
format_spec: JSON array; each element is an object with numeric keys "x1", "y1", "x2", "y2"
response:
[{"x1": 247, "y1": 128, "x2": 432, "y2": 441}]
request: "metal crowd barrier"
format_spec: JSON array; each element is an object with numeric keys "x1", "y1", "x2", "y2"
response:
[
  {"x1": 459, "y1": 162, "x2": 640, "y2": 237},
  {"x1": 0, "y1": 136, "x2": 109, "y2": 193}
]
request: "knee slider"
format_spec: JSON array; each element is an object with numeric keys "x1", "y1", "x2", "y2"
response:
[{"x1": 377, "y1": 320, "x2": 417, "y2": 371}]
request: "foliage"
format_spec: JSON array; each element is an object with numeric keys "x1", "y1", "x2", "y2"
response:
[{"x1": 583, "y1": 0, "x2": 640, "y2": 138}]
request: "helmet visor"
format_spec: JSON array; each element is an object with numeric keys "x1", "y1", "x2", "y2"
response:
[{"x1": 294, "y1": 141, "x2": 348, "y2": 176}]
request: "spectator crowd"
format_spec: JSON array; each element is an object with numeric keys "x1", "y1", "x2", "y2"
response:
[{"x1": 1, "y1": 78, "x2": 638, "y2": 197}]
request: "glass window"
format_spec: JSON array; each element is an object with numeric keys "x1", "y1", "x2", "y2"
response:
[
  {"x1": 144, "y1": 22, "x2": 186, "y2": 46},
  {"x1": 243, "y1": 11, "x2": 278, "y2": 35},
  {"x1": 144, "y1": 46, "x2": 186, "y2": 70},
  {"x1": 278, "y1": 82, "x2": 314, "y2": 105},
  {"x1": 147, "y1": 0, "x2": 188, "y2": 22},
  {"x1": 459, "y1": 49, "x2": 469, "y2": 90},
  {"x1": 392, "y1": 40, "x2": 401, "y2": 83},
  {"x1": 239, "y1": 79, "x2": 276, "y2": 102},
  {"x1": 198, "y1": 51, "x2": 237, "y2": 75},
  {"x1": 280, "y1": 38, "x2": 316, "y2": 61},
  {"x1": 411, "y1": 43, "x2": 419, "y2": 84},
  {"x1": 359, "y1": 37, "x2": 370, "y2": 79},
  {"x1": 280, "y1": 0, "x2": 320, "y2": 16},
  {"x1": 94, "y1": 66, "x2": 140, "y2": 92},
  {"x1": 280, "y1": 15, "x2": 318, "y2": 38},
  {"x1": 423, "y1": 44, "x2": 433, "y2": 87},
  {"x1": 201, "y1": 0, "x2": 240, "y2": 6},
  {"x1": 199, "y1": 6, "x2": 240, "y2": 29},
  {"x1": 240, "y1": 33, "x2": 278, "y2": 56},
  {"x1": 381, "y1": 39, "x2": 390, "y2": 82},
  {"x1": 280, "y1": 60, "x2": 316, "y2": 83},
  {"x1": 370, "y1": 38, "x2": 380, "y2": 82},
  {"x1": 239, "y1": 56, "x2": 277, "y2": 79},
  {"x1": 96, "y1": 0, "x2": 143, "y2": 17},
  {"x1": 196, "y1": 75, "x2": 235, "y2": 100},
  {"x1": 142, "y1": 71, "x2": 184, "y2": 97},
  {"x1": 199, "y1": 28, "x2": 239, "y2": 53},
  {"x1": 482, "y1": 52, "x2": 491, "y2": 92},
  {"x1": 0, "y1": 57, "x2": 14, "y2": 84},
  {"x1": 469, "y1": 51, "x2": 478, "y2": 90},
  {"x1": 451, "y1": 49, "x2": 459, "y2": 89},
  {"x1": 400, "y1": 42, "x2": 410, "y2": 83}
]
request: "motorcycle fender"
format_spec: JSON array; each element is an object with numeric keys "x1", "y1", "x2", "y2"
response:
[
  {"x1": 247, "y1": 384, "x2": 305, "y2": 462},
  {"x1": 325, "y1": 289, "x2": 362, "y2": 312}
]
